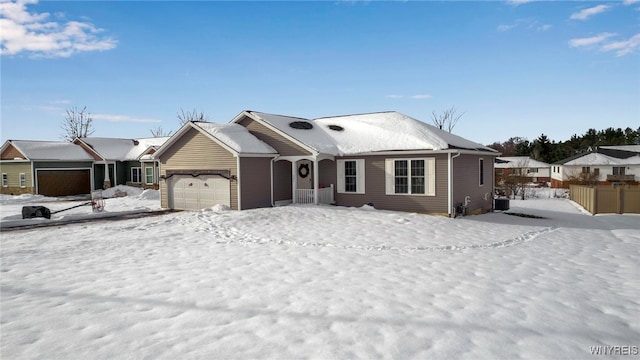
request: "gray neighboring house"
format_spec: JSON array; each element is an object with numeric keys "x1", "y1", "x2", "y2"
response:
[
  {"x1": 156, "y1": 110, "x2": 499, "y2": 216},
  {"x1": 0, "y1": 140, "x2": 95, "y2": 196},
  {"x1": 74, "y1": 137, "x2": 169, "y2": 190}
]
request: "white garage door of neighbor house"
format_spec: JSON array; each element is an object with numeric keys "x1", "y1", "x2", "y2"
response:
[{"x1": 170, "y1": 175, "x2": 230, "y2": 210}]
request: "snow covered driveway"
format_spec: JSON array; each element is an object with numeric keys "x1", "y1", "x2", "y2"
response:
[{"x1": 1, "y1": 198, "x2": 638, "y2": 359}]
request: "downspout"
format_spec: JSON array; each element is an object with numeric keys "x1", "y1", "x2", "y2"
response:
[
  {"x1": 30, "y1": 161, "x2": 35, "y2": 193},
  {"x1": 448, "y1": 151, "x2": 461, "y2": 217},
  {"x1": 270, "y1": 158, "x2": 275, "y2": 207},
  {"x1": 313, "y1": 157, "x2": 319, "y2": 205},
  {"x1": 236, "y1": 156, "x2": 242, "y2": 211},
  {"x1": 291, "y1": 161, "x2": 298, "y2": 204}
]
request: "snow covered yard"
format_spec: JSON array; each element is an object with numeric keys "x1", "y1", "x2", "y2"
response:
[{"x1": 1, "y1": 193, "x2": 639, "y2": 359}]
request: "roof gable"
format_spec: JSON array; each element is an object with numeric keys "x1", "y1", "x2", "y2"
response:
[
  {"x1": 1, "y1": 140, "x2": 94, "y2": 161},
  {"x1": 560, "y1": 152, "x2": 640, "y2": 166},
  {"x1": 192, "y1": 122, "x2": 277, "y2": 155},
  {"x1": 76, "y1": 137, "x2": 170, "y2": 161},
  {"x1": 246, "y1": 111, "x2": 338, "y2": 155},
  {"x1": 1, "y1": 142, "x2": 27, "y2": 160},
  {"x1": 153, "y1": 121, "x2": 277, "y2": 159},
  {"x1": 495, "y1": 156, "x2": 550, "y2": 168}
]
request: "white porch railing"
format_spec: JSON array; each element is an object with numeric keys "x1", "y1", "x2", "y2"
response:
[{"x1": 295, "y1": 184, "x2": 334, "y2": 205}]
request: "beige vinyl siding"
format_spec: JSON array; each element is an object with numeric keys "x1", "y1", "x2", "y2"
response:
[
  {"x1": 0, "y1": 144, "x2": 25, "y2": 160},
  {"x1": 239, "y1": 157, "x2": 272, "y2": 209},
  {"x1": 333, "y1": 154, "x2": 449, "y2": 214},
  {"x1": 273, "y1": 160, "x2": 292, "y2": 202},
  {"x1": 0, "y1": 162, "x2": 33, "y2": 195},
  {"x1": 237, "y1": 116, "x2": 312, "y2": 156},
  {"x1": 452, "y1": 154, "x2": 494, "y2": 214},
  {"x1": 158, "y1": 127, "x2": 239, "y2": 210}
]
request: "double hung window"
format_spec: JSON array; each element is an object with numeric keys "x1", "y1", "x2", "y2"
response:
[{"x1": 385, "y1": 158, "x2": 435, "y2": 196}]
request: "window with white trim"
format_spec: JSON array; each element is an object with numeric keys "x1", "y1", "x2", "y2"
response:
[
  {"x1": 337, "y1": 159, "x2": 365, "y2": 194},
  {"x1": 145, "y1": 167, "x2": 154, "y2": 184},
  {"x1": 131, "y1": 167, "x2": 142, "y2": 183},
  {"x1": 613, "y1": 166, "x2": 625, "y2": 176},
  {"x1": 385, "y1": 158, "x2": 435, "y2": 196},
  {"x1": 479, "y1": 158, "x2": 485, "y2": 186},
  {"x1": 19, "y1": 173, "x2": 26, "y2": 188},
  {"x1": 2, "y1": 173, "x2": 7, "y2": 187}
]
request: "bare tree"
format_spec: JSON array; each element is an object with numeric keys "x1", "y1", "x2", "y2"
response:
[
  {"x1": 565, "y1": 168, "x2": 600, "y2": 186},
  {"x1": 149, "y1": 126, "x2": 172, "y2": 138},
  {"x1": 60, "y1": 106, "x2": 94, "y2": 141},
  {"x1": 500, "y1": 159, "x2": 531, "y2": 200},
  {"x1": 431, "y1": 106, "x2": 464, "y2": 133},
  {"x1": 177, "y1": 108, "x2": 208, "y2": 125}
]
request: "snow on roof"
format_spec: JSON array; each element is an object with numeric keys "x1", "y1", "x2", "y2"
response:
[
  {"x1": 495, "y1": 156, "x2": 550, "y2": 168},
  {"x1": 563, "y1": 152, "x2": 640, "y2": 166},
  {"x1": 128, "y1": 137, "x2": 170, "y2": 159},
  {"x1": 314, "y1": 111, "x2": 496, "y2": 155},
  {"x1": 599, "y1": 145, "x2": 640, "y2": 153},
  {"x1": 193, "y1": 122, "x2": 277, "y2": 154},
  {"x1": 248, "y1": 112, "x2": 339, "y2": 155},
  {"x1": 9, "y1": 140, "x2": 94, "y2": 160},
  {"x1": 79, "y1": 137, "x2": 170, "y2": 160}
]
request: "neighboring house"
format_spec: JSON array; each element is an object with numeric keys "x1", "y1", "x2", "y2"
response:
[
  {"x1": 494, "y1": 156, "x2": 551, "y2": 185},
  {"x1": 154, "y1": 110, "x2": 499, "y2": 216},
  {"x1": 0, "y1": 136, "x2": 170, "y2": 197},
  {"x1": 551, "y1": 145, "x2": 640, "y2": 188},
  {"x1": 74, "y1": 137, "x2": 169, "y2": 190},
  {"x1": 0, "y1": 140, "x2": 95, "y2": 196}
]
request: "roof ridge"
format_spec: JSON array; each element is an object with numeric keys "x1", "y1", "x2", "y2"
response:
[
  {"x1": 248, "y1": 110, "x2": 311, "y2": 122},
  {"x1": 313, "y1": 111, "x2": 397, "y2": 121}
]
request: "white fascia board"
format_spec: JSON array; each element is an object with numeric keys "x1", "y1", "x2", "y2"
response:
[
  {"x1": 348, "y1": 149, "x2": 499, "y2": 157},
  {"x1": 0, "y1": 159, "x2": 31, "y2": 163},
  {"x1": 151, "y1": 122, "x2": 196, "y2": 159},
  {"x1": 2, "y1": 141, "x2": 30, "y2": 160},
  {"x1": 73, "y1": 138, "x2": 106, "y2": 161},
  {"x1": 231, "y1": 111, "x2": 319, "y2": 157},
  {"x1": 192, "y1": 125, "x2": 240, "y2": 157},
  {"x1": 236, "y1": 153, "x2": 279, "y2": 158}
]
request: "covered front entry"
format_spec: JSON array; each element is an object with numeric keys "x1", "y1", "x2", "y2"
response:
[
  {"x1": 274, "y1": 156, "x2": 335, "y2": 205},
  {"x1": 169, "y1": 175, "x2": 230, "y2": 210},
  {"x1": 36, "y1": 169, "x2": 91, "y2": 196}
]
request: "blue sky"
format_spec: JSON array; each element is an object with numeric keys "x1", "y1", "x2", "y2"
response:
[{"x1": 1, "y1": 0, "x2": 639, "y2": 146}]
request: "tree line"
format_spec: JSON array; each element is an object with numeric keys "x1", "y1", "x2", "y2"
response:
[{"x1": 488, "y1": 127, "x2": 640, "y2": 164}]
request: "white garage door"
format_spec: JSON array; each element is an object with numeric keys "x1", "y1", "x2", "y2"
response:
[{"x1": 169, "y1": 175, "x2": 230, "y2": 210}]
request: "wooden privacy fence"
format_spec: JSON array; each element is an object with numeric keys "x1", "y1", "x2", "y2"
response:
[{"x1": 570, "y1": 185, "x2": 640, "y2": 215}]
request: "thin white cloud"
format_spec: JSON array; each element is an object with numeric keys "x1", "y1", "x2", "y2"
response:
[
  {"x1": 497, "y1": 18, "x2": 550, "y2": 33},
  {"x1": 410, "y1": 94, "x2": 432, "y2": 99},
  {"x1": 506, "y1": 0, "x2": 535, "y2": 6},
  {"x1": 601, "y1": 33, "x2": 640, "y2": 56},
  {"x1": 0, "y1": 0, "x2": 117, "y2": 58},
  {"x1": 385, "y1": 94, "x2": 403, "y2": 99},
  {"x1": 497, "y1": 24, "x2": 517, "y2": 32},
  {"x1": 93, "y1": 114, "x2": 162, "y2": 123},
  {"x1": 568, "y1": 32, "x2": 616, "y2": 47},
  {"x1": 623, "y1": 0, "x2": 640, "y2": 5},
  {"x1": 570, "y1": 5, "x2": 611, "y2": 21}
]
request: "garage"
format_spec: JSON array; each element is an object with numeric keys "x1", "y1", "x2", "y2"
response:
[
  {"x1": 169, "y1": 175, "x2": 230, "y2": 210},
  {"x1": 37, "y1": 169, "x2": 91, "y2": 197}
]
